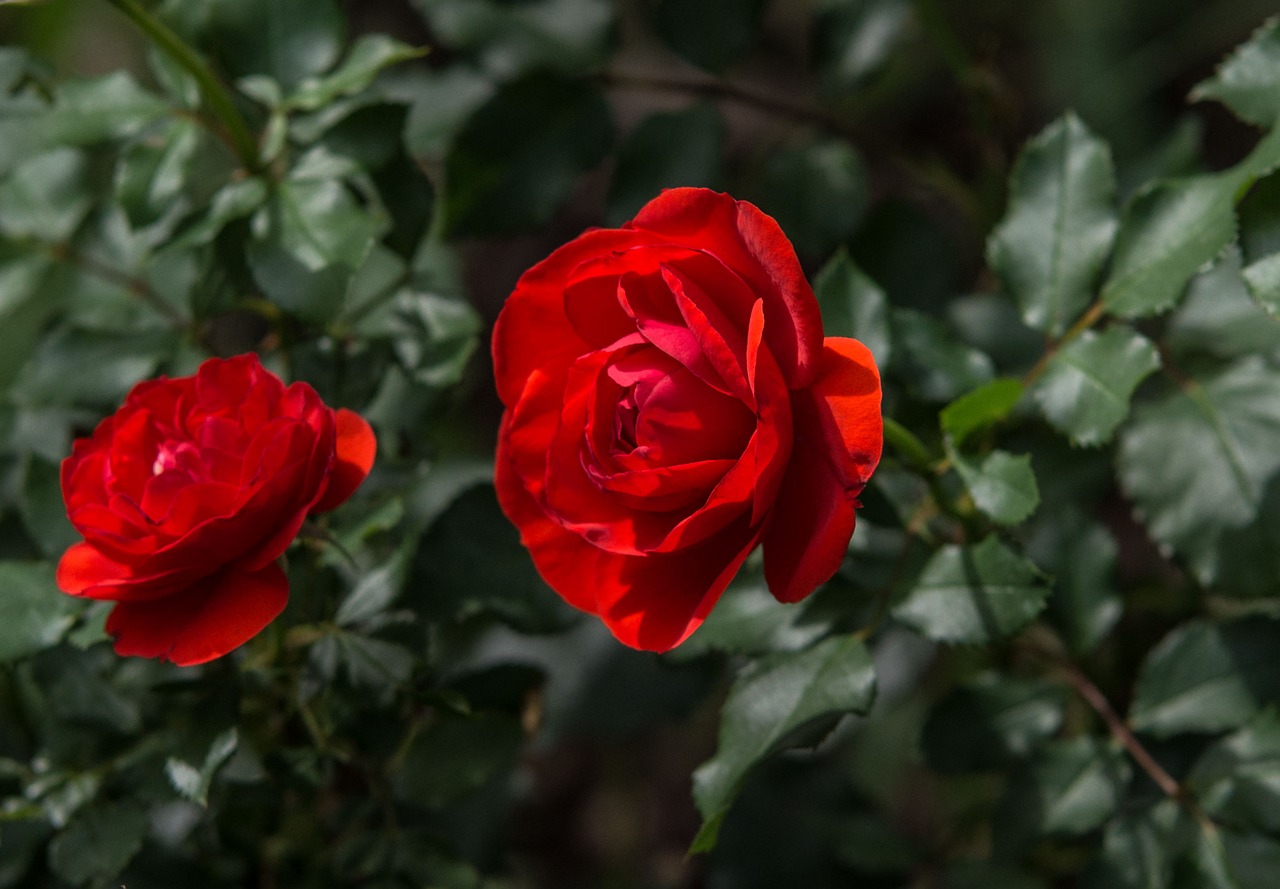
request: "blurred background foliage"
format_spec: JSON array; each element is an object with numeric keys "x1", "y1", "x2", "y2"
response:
[{"x1": 2, "y1": 0, "x2": 1280, "y2": 887}]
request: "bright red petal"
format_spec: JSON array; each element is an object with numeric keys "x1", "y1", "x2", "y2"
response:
[
  {"x1": 494, "y1": 228, "x2": 659, "y2": 408},
  {"x1": 594, "y1": 522, "x2": 760, "y2": 651},
  {"x1": 312, "y1": 408, "x2": 376, "y2": 513},
  {"x1": 627, "y1": 188, "x2": 823, "y2": 389},
  {"x1": 495, "y1": 441, "x2": 601, "y2": 616},
  {"x1": 57, "y1": 542, "x2": 131, "y2": 595},
  {"x1": 763, "y1": 337, "x2": 882, "y2": 603},
  {"x1": 498, "y1": 422, "x2": 759, "y2": 651},
  {"x1": 106, "y1": 562, "x2": 290, "y2": 666}
]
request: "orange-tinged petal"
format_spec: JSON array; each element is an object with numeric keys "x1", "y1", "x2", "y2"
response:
[{"x1": 311, "y1": 408, "x2": 376, "y2": 513}]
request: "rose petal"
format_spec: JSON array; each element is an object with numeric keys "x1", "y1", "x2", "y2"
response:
[
  {"x1": 495, "y1": 229, "x2": 661, "y2": 407},
  {"x1": 662, "y1": 263, "x2": 753, "y2": 404},
  {"x1": 564, "y1": 243, "x2": 703, "y2": 348},
  {"x1": 105, "y1": 562, "x2": 290, "y2": 666},
  {"x1": 57, "y1": 541, "x2": 205, "y2": 602},
  {"x1": 587, "y1": 459, "x2": 736, "y2": 513},
  {"x1": 498, "y1": 442, "x2": 760, "y2": 652},
  {"x1": 594, "y1": 521, "x2": 761, "y2": 651},
  {"x1": 57, "y1": 541, "x2": 132, "y2": 595},
  {"x1": 311, "y1": 408, "x2": 377, "y2": 513},
  {"x1": 763, "y1": 337, "x2": 883, "y2": 603},
  {"x1": 627, "y1": 188, "x2": 823, "y2": 388},
  {"x1": 495, "y1": 440, "x2": 600, "y2": 615}
]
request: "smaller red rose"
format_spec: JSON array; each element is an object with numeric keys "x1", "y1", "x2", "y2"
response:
[{"x1": 57, "y1": 354, "x2": 376, "y2": 666}]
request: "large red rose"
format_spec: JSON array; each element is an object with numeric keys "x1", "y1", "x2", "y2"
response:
[
  {"x1": 493, "y1": 188, "x2": 882, "y2": 651},
  {"x1": 57, "y1": 354, "x2": 376, "y2": 666}
]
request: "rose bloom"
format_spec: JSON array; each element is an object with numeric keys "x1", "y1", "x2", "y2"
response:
[
  {"x1": 493, "y1": 188, "x2": 882, "y2": 651},
  {"x1": 57, "y1": 354, "x2": 376, "y2": 666}
]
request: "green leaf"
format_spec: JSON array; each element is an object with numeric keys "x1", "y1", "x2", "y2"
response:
[
  {"x1": 310, "y1": 631, "x2": 415, "y2": 694},
  {"x1": 691, "y1": 636, "x2": 876, "y2": 852},
  {"x1": 114, "y1": 120, "x2": 203, "y2": 232},
  {"x1": 165, "y1": 728, "x2": 238, "y2": 807},
  {"x1": 335, "y1": 542, "x2": 413, "y2": 628},
  {"x1": 951, "y1": 449, "x2": 1040, "y2": 526},
  {"x1": 1242, "y1": 251, "x2": 1280, "y2": 317},
  {"x1": 996, "y1": 737, "x2": 1130, "y2": 851},
  {"x1": 170, "y1": 177, "x2": 269, "y2": 249},
  {"x1": 988, "y1": 113, "x2": 1118, "y2": 335},
  {"x1": 748, "y1": 136, "x2": 868, "y2": 260},
  {"x1": 0, "y1": 72, "x2": 169, "y2": 176},
  {"x1": 813, "y1": 249, "x2": 891, "y2": 366},
  {"x1": 1028, "y1": 506, "x2": 1120, "y2": 656},
  {"x1": 892, "y1": 308, "x2": 996, "y2": 403},
  {"x1": 12, "y1": 326, "x2": 176, "y2": 408},
  {"x1": 0, "y1": 148, "x2": 91, "y2": 241},
  {"x1": 247, "y1": 164, "x2": 384, "y2": 322},
  {"x1": 1193, "y1": 829, "x2": 1280, "y2": 889},
  {"x1": 287, "y1": 35, "x2": 425, "y2": 111},
  {"x1": 1189, "y1": 709, "x2": 1280, "y2": 834},
  {"x1": 1191, "y1": 17, "x2": 1280, "y2": 128},
  {"x1": 1130, "y1": 617, "x2": 1280, "y2": 738},
  {"x1": 411, "y1": 484, "x2": 572, "y2": 633},
  {"x1": 202, "y1": 0, "x2": 346, "y2": 91},
  {"x1": 0, "y1": 254, "x2": 60, "y2": 391},
  {"x1": 35, "y1": 647, "x2": 141, "y2": 734},
  {"x1": 939, "y1": 377, "x2": 1024, "y2": 447},
  {"x1": 368, "y1": 290, "x2": 483, "y2": 388},
  {"x1": 403, "y1": 67, "x2": 495, "y2": 161},
  {"x1": 680, "y1": 568, "x2": 831, "y2": 658},
  {"x1": 1169, "y1": 246, "x2": 1280, "y2": 357},
  {"x1": 18, "y1": 455, "x2": 81, "y2": 560},
  {"x1": 47, "y1": 800, "x2": 148, "y2": 886},
  {"x1": 0, "y1": 562, "x2": 77, "y2": 664},
  {"x1": 922, "y1": 674, "x2": 1068, "y2": 773},
  {"x1": 813, "y1": 0, "x2": 912, "y2": 95},
  {"x1": 892, "y1": 535, "x2": 1050, "y2": 644},
  {"x1": 1033, "y1": 326, "x2": 1160, "y2": 446},
  {"x1": 1084, "y1": 801, "x2": 1184, "y2": 889},
  {"x1": 650, "y1": 0, "x2": 769, "y2": 72},
  {"x1": 0, "y1": 47, "x2": 31, "y2": 94},
  {"x1": 414, "y1": 0, "x2": 614, "y2": 76},
  {"x1": 1100, "y1": 126, "x2": 1280, "y2": 318},
  {"x1": 1118, "y1": 356, "x2": 1280, "y2": 585},
  {"x1": 605, "y1": 103, "x2": 724, "y2": 227},
  {"x1": 1240, "y1": 170, "x2": 1280, "y2": 262},
  {"x1": 1100, "y1": 174, "x2": 1237, "y2": 318},
  {"x1": 441, "y1": 73, "x2": 612, "y2": 237}
]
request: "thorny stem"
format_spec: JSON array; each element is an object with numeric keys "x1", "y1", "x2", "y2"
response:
[
  {"x1": 1025, "y1": 626, "x2": 1216, "y2": 833},
  {"x1": 100, "y1": 0, "x2": 261, "y2": 172}
]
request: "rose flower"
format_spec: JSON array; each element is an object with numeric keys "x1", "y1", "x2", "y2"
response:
[
  {"x1": 57, "y1": 354, "x2": 376, "y2": 666},
  {"x1": 493, "y1": 188, "x2": 882, "y2": 651}
]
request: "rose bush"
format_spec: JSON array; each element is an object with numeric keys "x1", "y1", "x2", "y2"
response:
[
  {"x1": 493, "y1": 188, "x2": 883, "y2": 651},
  {"x1": 56, "y1": 354, "x2": 377, "y2": 666}
]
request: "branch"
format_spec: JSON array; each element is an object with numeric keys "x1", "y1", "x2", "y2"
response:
[{"x1": 101, "y1": 0, "x2": 261, "y2": 172}]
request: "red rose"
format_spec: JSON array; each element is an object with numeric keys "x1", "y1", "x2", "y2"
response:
[
  {"x1": 492, "y1": 188, "x2": 882, "y2": 651},
  {"x1": 56, "y1": 354, "x2": 376, "y2": 666}
]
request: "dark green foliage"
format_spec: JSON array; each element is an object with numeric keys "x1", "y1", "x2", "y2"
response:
[{"x1": 6, "y1": 1, "x2": 1280, "y2": 887}]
